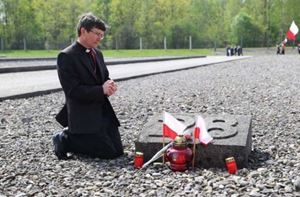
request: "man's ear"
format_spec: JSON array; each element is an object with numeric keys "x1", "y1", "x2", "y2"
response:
[{"x1": 80, "y1": 27, "x2": 87, "y2": 35}]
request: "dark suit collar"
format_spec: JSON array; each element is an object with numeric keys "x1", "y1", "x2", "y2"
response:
[
  {"x1": 73, "y1": 41, "x2": 91, "y2": 54},
  {"x1": 73, "y1": 41, "x2": 105, "y2": 83}
]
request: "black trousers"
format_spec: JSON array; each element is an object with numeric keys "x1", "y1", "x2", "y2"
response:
[{"x1": 62, "y1": 125, "x2": 123, "y2": 159}]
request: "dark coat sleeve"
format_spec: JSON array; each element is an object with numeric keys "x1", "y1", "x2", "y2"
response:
[
  {"x1": 55, "y1": 104, "x2": 68, "y2": 127},
  {"x1": 55, "y1": 47, "x2": 120, "y2": 132},
  {"x1": 57, "y1": 52, "x2": 106, "y2": 103}
]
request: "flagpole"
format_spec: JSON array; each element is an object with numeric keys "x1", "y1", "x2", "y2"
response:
[
  {"x1": 141, "y1": 142, "x2": 173, "y2": 170},
  {"x1": 162, "y1": 135, "x2": 165, "y2": 164},
  {"x1": 293, "y1": 39, "x2": 295, "y2": 49},
  {"x1": 192, "y1": 130, "x2": 196, "y2": 169},
  {"x1": 163, "y1": 126, "x2": 165, "y2": 164}
]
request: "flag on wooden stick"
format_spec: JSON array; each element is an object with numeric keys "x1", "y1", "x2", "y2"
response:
[
  {"x1": 286, "y1": 21, "x2": 299, "y2": 40},
  {"x1": 163, "y1": 111, "x2": 186, "y2": 139},
  {"x1": 194, "y1": 115, "x2": 213, "y2": 145}
]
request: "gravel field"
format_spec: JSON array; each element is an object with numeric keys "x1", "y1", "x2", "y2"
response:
[{"x1": 0, "y1": 55, "x2": 299, "y2": 196}]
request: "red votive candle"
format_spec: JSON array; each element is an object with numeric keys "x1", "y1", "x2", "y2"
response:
[
  {"x1": 134, "y1": 152, "x2": 144, "y2": 169},
  {"x1": 225, "y1": 157, "x2": 237, "y2": 174}
]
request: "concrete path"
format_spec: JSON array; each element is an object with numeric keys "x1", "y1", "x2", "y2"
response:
[
  {"x1": 0, "y1": 56, "x2": 204, "y2": 73},
  {"x1": 0, "y1": 56, "x2": 250, "y2": 100}
]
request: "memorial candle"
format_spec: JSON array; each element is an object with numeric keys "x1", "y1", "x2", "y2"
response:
[
  {"x1": 134, "y1": 152, "x2": 144, "y2": 169},
  {"x1": 225, "y1": 157, "x2": 237, "y2": 174}
]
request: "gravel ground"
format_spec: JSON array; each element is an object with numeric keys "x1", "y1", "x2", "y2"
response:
[{"x1": 0, "y1": 55, "x2": 299, "y2": 196}]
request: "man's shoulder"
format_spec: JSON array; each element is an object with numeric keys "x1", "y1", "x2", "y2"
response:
[
  {"x1": 57, "y1": 44, "x2": 78, "y2": 64},
  {"x1": 61, "y1": 43, "x2": 77, "y2": 54},
  {"x1": 94, "y1": 48, "x2": 104, "y2": 57}
]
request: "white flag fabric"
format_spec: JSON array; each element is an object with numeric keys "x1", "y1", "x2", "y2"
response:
[
  {"x1": 163, "y1": 111, "x2": 186, "y2": 139},
  {"x1": 194, "y1": 115, "x2": 213, "y2": 145},
  {"x1": 286, "y1": 21, "x2": 299, "y2": 40}
]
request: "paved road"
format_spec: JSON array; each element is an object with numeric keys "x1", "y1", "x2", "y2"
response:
[
  {"x1": 0, "y1": 56, "x2": 249, "y2": 100},
  {"x1": 0, "y1": 56, "x2": 204, "y2": 73}
]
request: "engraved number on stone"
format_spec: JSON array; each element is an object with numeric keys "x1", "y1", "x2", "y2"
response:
[
  {"x1": 149, "y1": 114, "x2": 195, "y2": 137},
  {"x1": 206, "y1": 117, "x2": 238, "y2": 139}
]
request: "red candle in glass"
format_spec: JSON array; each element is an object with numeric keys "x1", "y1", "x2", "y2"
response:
[
  {"x1": 166, "y1": 135, "x2": 193, "y2": 172},
  {"x1": 134, "y1": 152, "x2": 144, "y2": 169},
  {"x1": 225, "y1": 157, "x2": 237, "y2": 174}
]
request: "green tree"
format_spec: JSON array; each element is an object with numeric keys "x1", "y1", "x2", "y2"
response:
[
  {"x1": 109, "y1": 0, "x2": 140, "y2": 49},
  {"x1": 200, "y1": 0, "x2": 226, "y2": 49},
  {"x1": 231, "y1": 12, "x2": 263, "y2": 47},
  {"x1": 0, "y1": 0, "x2": 42, "y2": 49},
  {"x1": 223, "y1": 0, "x2": 243, "y2": 45},
  {"x1": 134, "y1": 0, "x2": 166, "y2": 49},
  {"x1": 0, "y1": 0, "x2": 300, "y2": 50},
  {"x1": 90, "y1": 0, "x2": 111, "y2": 49}
]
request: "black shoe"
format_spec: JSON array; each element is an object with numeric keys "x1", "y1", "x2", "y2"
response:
[{"x1": 52, "y1": 132, "x2": 68, "y2": 160}]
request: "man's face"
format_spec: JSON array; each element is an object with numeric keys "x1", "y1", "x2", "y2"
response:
[{"x1": 80, "y1": 27, "x2": 105, "y2": 49}]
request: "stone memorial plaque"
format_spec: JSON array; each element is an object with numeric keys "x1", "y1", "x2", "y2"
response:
[{"x1": 135, "y1": 113, "x2": 252, "y2": 168}]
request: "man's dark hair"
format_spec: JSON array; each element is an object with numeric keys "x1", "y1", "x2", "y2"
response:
[{"x1": 77, "y1": 13, "x2": 107, "y2": 36}]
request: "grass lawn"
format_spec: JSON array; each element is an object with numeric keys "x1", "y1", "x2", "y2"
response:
[{"x1": 0, "y1": 49, "x2": 213, "y2": 58}]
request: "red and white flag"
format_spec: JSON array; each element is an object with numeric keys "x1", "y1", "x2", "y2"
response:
[
  {"x1": 163, "y1": 112, "x2": 186, "y2": 139},
  {"x1": 194, "y1": 115, "x2": 213, "y2": 145},
  {"x1": 286, "y1": 21, "x2": 299, "y2": 40}
]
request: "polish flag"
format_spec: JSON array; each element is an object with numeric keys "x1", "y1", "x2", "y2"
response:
[
  {"x1": 194, "y1": 115, "x2": 213, "y2": 145},
  {"x1": 163, "y1": 112, "x2": 186, "y2": 139},
  {"x1": 286, "y1": 21, "x2": 299, "y2": 40}
]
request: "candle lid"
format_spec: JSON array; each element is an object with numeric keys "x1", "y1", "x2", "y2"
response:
[
  {"x1": 225, "y1": 157, "x2": 235, "y2": 163},
  {"x1": 174, "y1": 135, "x2": 187, "y2": 147},
  {"x1": 135, "y1": 152, "x2": 144, "y2": 156}
]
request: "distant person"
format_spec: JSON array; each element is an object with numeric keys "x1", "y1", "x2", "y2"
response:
[
  {"x1": 298, "y1": 44, "x2": 300, "y2": 54},
  {"x1": 230, "y1": 46, "x2": 234, "y2": 56},
  {"x1": 234, "y1": 46, "x2": 238, "y2": 55},
  {"x1": 237, "y1": 45, "x2": 242, "y2": 56},
  {"x1": 53, "y1": 13, "x2": 124, "y2": 160},
  {"x1": 237, "y1": 46, "x2": 243, "y2": 56},
  {"x1": 226, "y1": 45, "x2": 231, "y2": 56},
  {"x1": 281, "y1": 43, "x2": 285, "y2": 55},
  {"x1": 276, "y1": 44, "x2": 280, "y2": 55}
]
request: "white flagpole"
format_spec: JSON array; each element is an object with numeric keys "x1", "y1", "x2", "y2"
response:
[
  {"x1": 141, "y1": 142, "x2": 173, "y2": 169},
  {"x1": 162, "y1": 133, "x2": 165, "y2": 164},
  {"x1": 141, "y1": 128, "x2": 191, "y2": 170},
  {"x1": 192, "y1": 130, "x2": 197, "y2": 169},
  {"x1": 162, "y1": 112, "x2": 166, "y2": 164}
]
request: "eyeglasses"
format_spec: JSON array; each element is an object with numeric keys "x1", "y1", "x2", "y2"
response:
[{"x1": 90, "y1": 30, "x2": 105, "y2": 40}]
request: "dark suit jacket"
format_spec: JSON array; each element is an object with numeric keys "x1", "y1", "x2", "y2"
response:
[{"x1": 56, "y1": 42, "x2": 120, "y2": 134}]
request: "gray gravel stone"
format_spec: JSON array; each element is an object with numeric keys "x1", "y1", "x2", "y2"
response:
[
  {"x1": 0, "y1": 55, "x2": 299, "y2": 196},
  {"x1": 294, "y1": 177, "x2": 300, "y2": 191}
]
